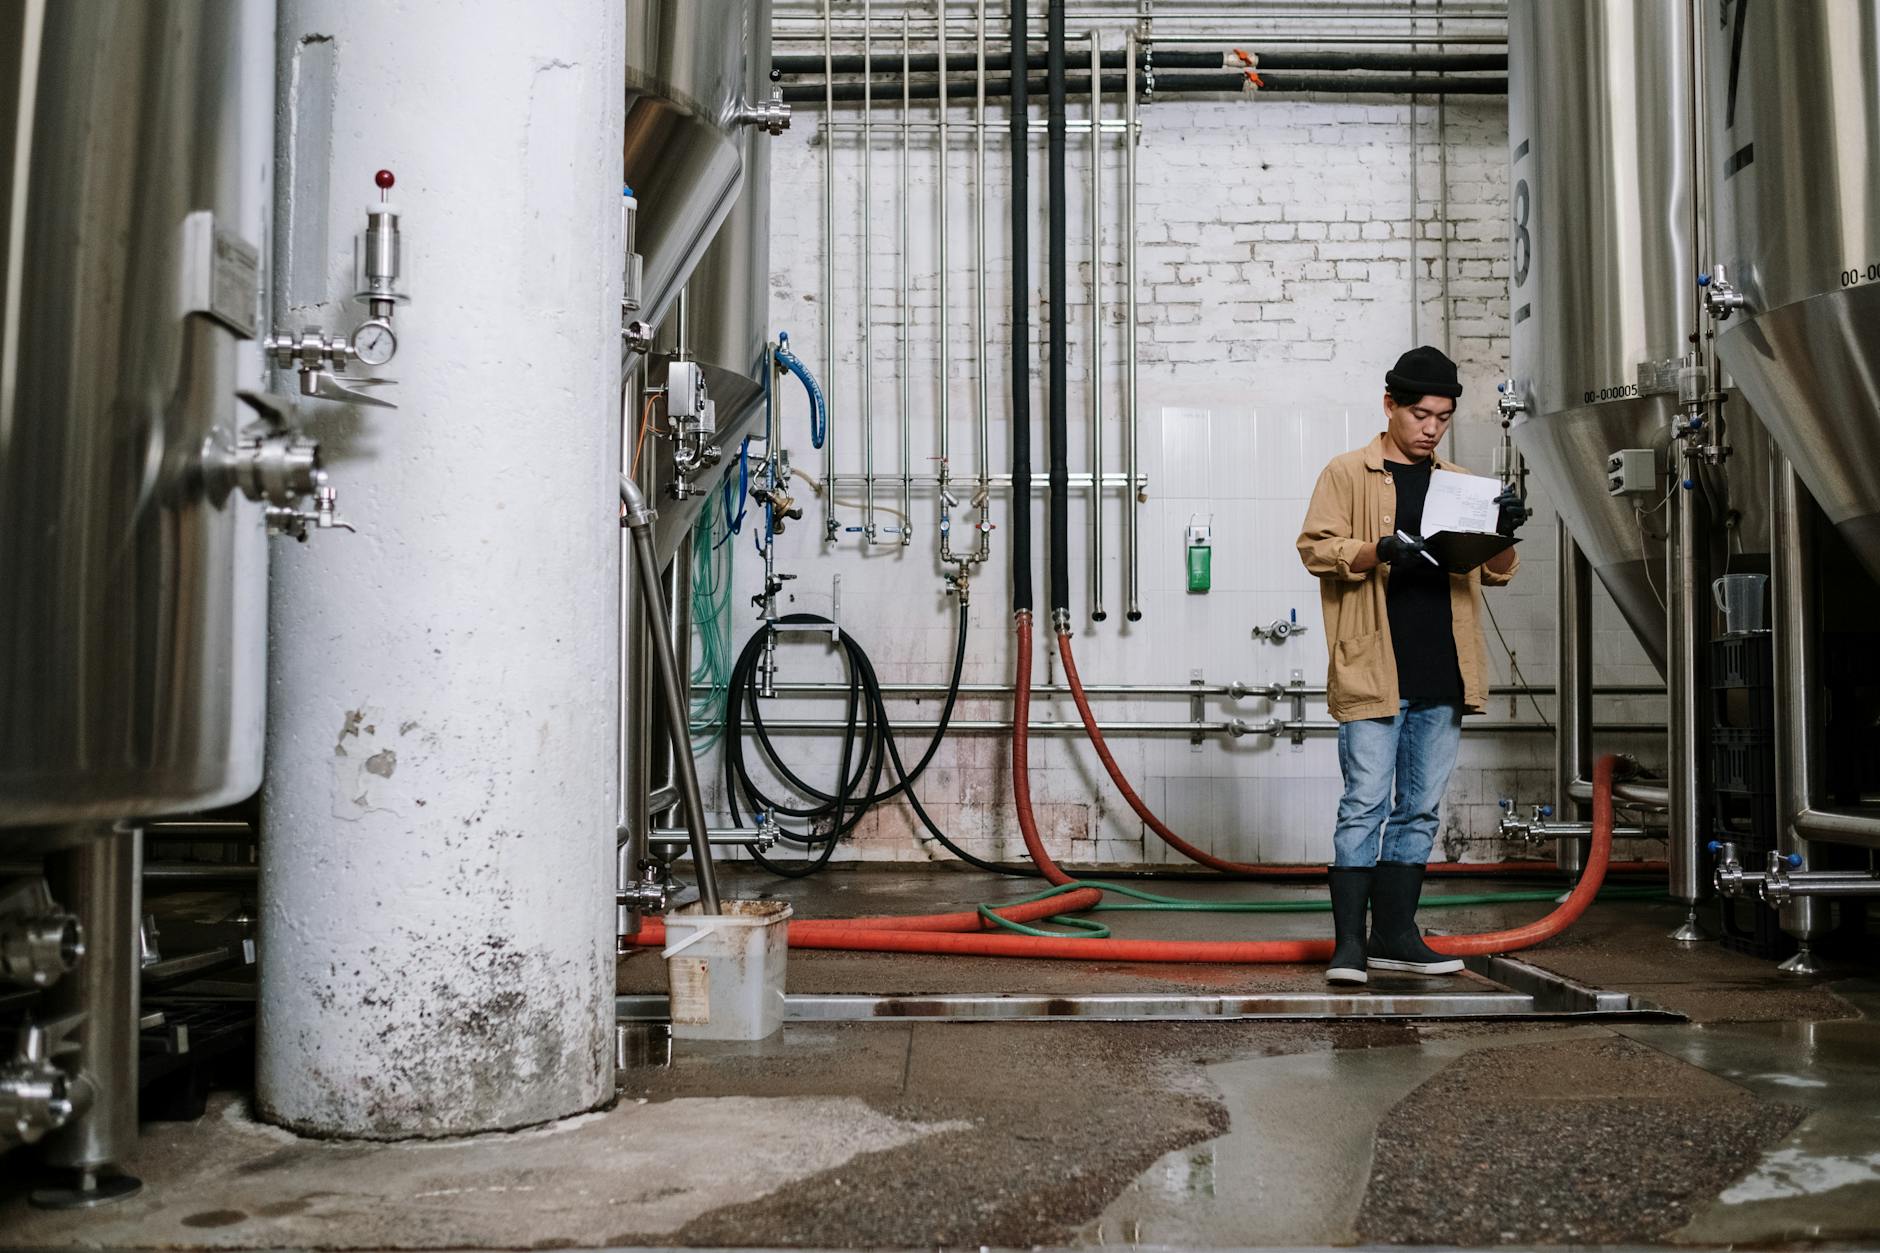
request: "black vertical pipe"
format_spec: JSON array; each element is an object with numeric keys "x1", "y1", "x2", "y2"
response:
[
  {"x1": 1046, "y1": 0, "x2": 1069, "y2": 621},
  {"x1": 1010, "y1": 1, "x2": 1032, "y2": 615}
]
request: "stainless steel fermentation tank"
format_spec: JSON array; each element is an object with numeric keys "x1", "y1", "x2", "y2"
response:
[
  {"x1": 1509, "y1": 0, "x2": 1774, "y2": 923},
  {"x1": 0, "y1": 0, "x2": 275, "y2": 1202},
  {"x1": 1508, "y1": 0, "x2": 1767, "y2": 674},
  {"x1": 625, "y1": 0, "x2": 760, "y2": 339},
  {"x1": 626, "y1": 0, "x2": 776, "y2": 564},
  {"x1": 1705, "y1": 0, "x2": 1880, "y2": 583},
  {"x1": 1706, "y1": 0, "x2": 1880, "y2": 959},
  {"x1": 620, "y1": 0, "x2": 778, "y2": 925},
  {"x1": 0, "y1": 2, "x2": 272, "y2": 835}
]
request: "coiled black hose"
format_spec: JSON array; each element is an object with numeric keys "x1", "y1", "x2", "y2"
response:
[{"x1": 723, "y1": 604, "x2": 1037, "y2": 878}]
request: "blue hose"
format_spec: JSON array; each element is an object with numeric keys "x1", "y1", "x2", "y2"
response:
[
  {"x1": 720, "y1": 437, "x2": 750, "y2": 541},
  {"x1": 774, "y1": 331, "x2": 826, "y2": 449}
]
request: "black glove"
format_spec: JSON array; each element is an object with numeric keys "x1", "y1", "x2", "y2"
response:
[
  {"x1": 1495, "y1": 487, "x2": 1530, "y2": 537},
  {"x1": 1376, "y1": 533, "x2": 1427, "y2": 565}
]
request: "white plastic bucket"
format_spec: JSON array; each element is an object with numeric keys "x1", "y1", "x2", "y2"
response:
[{"x1": 662, "y1": 899, "x2": 792, "y2": 1040}]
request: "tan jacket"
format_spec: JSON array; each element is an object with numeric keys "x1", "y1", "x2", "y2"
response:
[{"x1": 1296, "y1": 433, "x2": 1518, "y2": 722}]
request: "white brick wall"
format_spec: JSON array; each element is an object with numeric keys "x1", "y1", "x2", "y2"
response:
[{"x1": 697, "y1": 10, "x2": 1664, "y2": 870}]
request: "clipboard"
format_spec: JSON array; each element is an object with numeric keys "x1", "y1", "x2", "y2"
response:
[{"x1": 1423, "y1": 530, "x2": 1518, "y2": 574}]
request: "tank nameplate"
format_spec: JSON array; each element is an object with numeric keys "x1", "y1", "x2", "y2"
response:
[{"x1": 178, "y1": 210, "x2": 261, "y2": 339}]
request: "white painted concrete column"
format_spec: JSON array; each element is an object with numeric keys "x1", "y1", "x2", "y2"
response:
[{"x1": 259, "y1": 0, "x2": 623, "y2": 1138}]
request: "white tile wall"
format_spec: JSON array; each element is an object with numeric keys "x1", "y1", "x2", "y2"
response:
[{"x1": 700, "y1": 20, "x2": 1663, "y2": 870}]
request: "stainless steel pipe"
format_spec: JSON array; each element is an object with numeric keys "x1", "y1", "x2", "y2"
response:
[
  {"x1": 620, "y1": 477, "x2": 720, "y2": 915},
  {"x1": 1554, "y1": 527, "x2": 1593, "y2": 876},
  {"x1": 745, "y1": 717, "x2": 1662, "y2": 737},
  {"x1": 37, "y1": 829, "x2": 142, "y2": 1206},
  {"x1": 1122, "y1": 28, "x2": 1141, "y2": 621},
  {"x1": 1773, "y1": 455, "x2": 1828, "y2": 971},
  {"x1": 860, "y1": 0, "x2": 876, "y2": 541},
  {"x1": 1767, "y1": 872, "x2": 1880, "y2": 901},
  {"x1": 935, "y1": 0, "x2": 951, "y2": 553},
  {"x1": 1088, "y1": 28, "x2": 1106, "y2": 623},
  {"x1": 821, "y1": 0, "x2": 837, "y2": 542},
  {"x1": 723, "y1": 679, "x2": 1661, "y2": 700},
  {"x1": 900, "y1": 13, "x2": 914, "y2": 547},
  {"x1": 1666, "y1": 461, "x2": 1710, "y2": 928},
  {"x1": 973, "y1": 0, "x2": 993, "y2": 564}
]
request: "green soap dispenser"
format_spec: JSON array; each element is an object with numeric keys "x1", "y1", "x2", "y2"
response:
[{"x1": 1186, "y1": 518, "x2": 1212, "y2": 593}]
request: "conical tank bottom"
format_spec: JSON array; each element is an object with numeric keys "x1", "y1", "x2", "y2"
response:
[
  {"x1": 1718, "y1": 284, "x2": 1880, "y2": 586},
  {"x1": 1512, "y1": 397, "x2": 1674, "y2": 676}
]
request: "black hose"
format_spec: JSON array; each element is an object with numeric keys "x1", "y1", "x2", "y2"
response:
[
  {"x1": 781, "y1": 71, "x2": 1507, "y2": 104},
  {"x1": 1047, "y1": 0, "x2": 1069, "y2": 619},
  {"x1": 772, "y1": 50, "x2": 1508, "y2": 75},
  {"x1": 1009, "y1": 2, "x2": 1032, "y2": 617},
  {"x1": 723, "y1": 607, "x2": 1037, "y2": 879}
]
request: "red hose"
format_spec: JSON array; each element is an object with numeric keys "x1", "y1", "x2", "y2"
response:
[
  {"x1": 632, "y1": 755, "x2": 1617, "y2": 961},
  {"x1": 1012, "y1": 613, "x2": 1078, "y2": 887},
  {"x1": 1053, "y1": 629, "x2": 1658, "y2": 879}
]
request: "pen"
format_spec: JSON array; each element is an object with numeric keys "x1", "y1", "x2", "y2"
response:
[{"x1": 1397, "y1": 530, "x2": 1440, "y2": 568}]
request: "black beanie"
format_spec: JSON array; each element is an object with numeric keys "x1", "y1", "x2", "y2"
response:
[{"x1": 1384, "y1": 345, "x2": 1462, "y2": 400}]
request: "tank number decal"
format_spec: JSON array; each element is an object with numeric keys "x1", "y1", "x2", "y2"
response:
[
  {"x1": 1725, "y1": 0, "x2": 1751, "y2": 130},
  {"x1": 1583, "y1": 384, "x2": 1641, "y2": 404},
  {"x1": 1511, "y1": 136, "x2": 1531, "y2": 324},
  {"x1": 1841, "y1": 264, "x2": 1880, "y2": 289}
]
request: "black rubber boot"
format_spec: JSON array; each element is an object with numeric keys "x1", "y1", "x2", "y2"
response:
[
  {"x1": 1326, "y1": 867, "x2": 1372, "y2": 985},
  {"x1": 1368, "y1": 861, "x2": 1464, "y2": 975}
]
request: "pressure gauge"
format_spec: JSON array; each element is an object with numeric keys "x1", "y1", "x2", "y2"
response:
[{"x1": 351, "y1": 319, "x2": 397, "y2": 367}]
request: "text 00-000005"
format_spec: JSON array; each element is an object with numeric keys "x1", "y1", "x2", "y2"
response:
[{"x1": 1584, "y1": 383, "x2": 1640, "y2": 405}]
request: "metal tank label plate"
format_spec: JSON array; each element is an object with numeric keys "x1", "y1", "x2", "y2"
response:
[{"x1": 178, "y1": 210, "x2": 261, "y2": 339}]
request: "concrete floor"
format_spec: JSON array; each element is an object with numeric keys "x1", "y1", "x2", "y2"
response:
[{"x1": 3, "y1": 864, "x2": 1878, "y2": 1249}]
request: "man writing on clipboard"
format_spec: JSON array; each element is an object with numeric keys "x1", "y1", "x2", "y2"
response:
[{"x1": 1296, "y1": 346, "x2": 1527, "y2": 986}]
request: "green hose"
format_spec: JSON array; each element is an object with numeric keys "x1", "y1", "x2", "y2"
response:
[
  {"x1": 973, "y1": 880, "x2": 1668, "y2": 940},
  {"x1": 688, "y1": 498, "x2": 736, "y2": 754}
]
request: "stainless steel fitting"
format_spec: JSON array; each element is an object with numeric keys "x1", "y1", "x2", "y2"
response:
[
  {"x1": 1701, "y1": 265, "x2": 1747, "y2": 321},
  {"x1": 738, "y1": 92, "x2": 792, "y2": 135},
  {"x1": 0, "y1": 1015, "x2": 86, "y2": 1146},
  {"x1": 0, "y1": 880, "x2": 83, "y2": 989}
]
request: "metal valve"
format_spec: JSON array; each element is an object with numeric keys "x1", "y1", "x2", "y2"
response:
[
  {"x1": 1, "y1": 1014, "x2": 86, "y2": 1147},
  {"x1": 1495, "y1": 377, "x2": 1527, "y2": 423},
  {"x1": 752, "y1": 571, "x2": 796, "y2": 609},
  {"x1": 738, "y1": 92, "x2": 792, "y2": 135},
  {"x1": 0, "y1": 880, "x2": 83, "y2": 989},
  {"x1": 266, "y1": 478, "x2": 356, "y2": 542},
  {"x1": 265, "y1": 171, "x2": 406, "y2": 409},
  {"x1": 1252, "y1": 611, "x2": 1308, "y2": 644},
  {"x1": 1700, "y1": 266, "x2": 1746, "y2": 321},
  {"x1": 263, "y1": 328, "x2": 397, "y2": 408}
]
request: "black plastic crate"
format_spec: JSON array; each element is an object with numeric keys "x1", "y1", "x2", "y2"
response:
[
  {"x1": 1712, "y1": 795, "x2": 1779, "y2": 846},
  {"x1": 1716, "y1": 893, "x2": 1797, "y2": 961},
  {"x1": 1711, "y1": 726, "x2": 1777, "y2": 794},
  {"x1": 1712, "y1": 684, "x2": 1777, "y2": 730},
  {"x1": 1710, "y1": 633, "x2": 1774, "y2": 689}
]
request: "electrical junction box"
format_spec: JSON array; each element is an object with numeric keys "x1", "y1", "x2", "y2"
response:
[
  {"x1": 666, "y1": 360, "x2": 707, "y2": 419},
  {"x1": 1186, "y1": 521, "x2": 1212, "y2": 594},
  {"x1": 1606, "y1": 447, "x2": 1660, "y2": 497}
]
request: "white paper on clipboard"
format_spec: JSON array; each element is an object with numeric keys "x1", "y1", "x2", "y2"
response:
[{"x1": 1421, "y1": 469, "x2": 1502, "y2": 535}]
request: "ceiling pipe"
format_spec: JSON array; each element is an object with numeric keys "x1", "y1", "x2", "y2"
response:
[
  {"x1": 783, "y1": 71, "x2": 1506, "y2": 103},
  {"x1": 773, "y1": 49, "x2": 1507, "y2": 74}
]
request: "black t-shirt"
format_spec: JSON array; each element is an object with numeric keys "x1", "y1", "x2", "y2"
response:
[{"x1": 1384, "y1": 459, "x2": 1463, "y2": 705}]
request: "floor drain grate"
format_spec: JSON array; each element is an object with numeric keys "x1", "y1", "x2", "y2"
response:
[{"x1": 615, "y1": 955, "x2": 1680, "y2": 1024}]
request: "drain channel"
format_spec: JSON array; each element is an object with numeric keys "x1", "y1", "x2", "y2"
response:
[{"x1": 614, "y1": 955, "x2": 1678, "y2": 1024}]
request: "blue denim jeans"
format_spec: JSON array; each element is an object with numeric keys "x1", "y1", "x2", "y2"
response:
[{"x1": 1332, "y1": 700, "x2": 1464, "y2": 868}]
